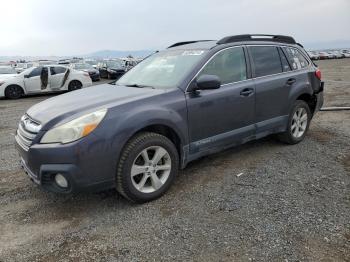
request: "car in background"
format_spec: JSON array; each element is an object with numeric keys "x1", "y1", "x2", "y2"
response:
[
  {"x1": 326, "y1": 51, "x2": 337, "y2": 59},
  {"x1": 71, "y1": 63, "x2": 100, "y2": 81},
  {"x1": 307, "y1": 51, "x2": 319, "y2": 60},
  {"x1": 84, "y1": 59, "x2": 98, "y2": 69},
  {"x1": 332, "y1": 51, "x2": 343, "y2": 59},
  {"x1": 0, "y1": 66, "x2": 18, "y2": 79},
  {"x1": 97, "y1": 60, "x2": 125, "y2": 79},
  {"x1": 14, "y1": 62, "x2": 34, "y2": 73},
  {"x1": 0, "y1": 65, "x2": 92, "y2": 99},
  {"x1": 318, "y1": 51, "x2": 330, "y2": 60},
  {"x1": 340, "y1": 50, "x2": 350, "y2": 58},
  {"x1": 122, "y1": 58, "x2": 141, "y2": 71}
]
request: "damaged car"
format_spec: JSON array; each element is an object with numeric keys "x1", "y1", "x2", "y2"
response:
[{"x1": 0, "y1": 65, "x2": 92, "y2": 99}]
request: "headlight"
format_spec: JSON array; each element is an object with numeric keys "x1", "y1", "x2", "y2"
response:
[
  {"x1": 0, "y1": 81, "x2": 5, "y2": 86},
  {"x1": 40, "y1": 109, "x2": 107, "y2": 144}
]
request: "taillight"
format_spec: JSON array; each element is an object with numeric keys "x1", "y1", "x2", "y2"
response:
[{"x1": 315, "y1": 69, "x2": 321, "y2": 80}]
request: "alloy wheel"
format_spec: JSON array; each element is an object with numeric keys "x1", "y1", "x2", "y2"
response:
[
  {"x1": 131, "y1": 146, "x2": 172, "y2": 193},
  {"x1": 291, "y1": 107, "x2": 308, "y2": 138}
]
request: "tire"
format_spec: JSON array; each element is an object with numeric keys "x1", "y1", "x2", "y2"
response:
[
  {"x1": 5, "y1": 85, "x2": 23, "y2": 99},
  {"x1": 116, "y1": 132, "x2": 179, "y2": 203},
  {"x1": 277, "y1": 100, "x2": 311, "y2": 144},
  {"x1": 68, "y1": 80, "x2": 82, "y2": 91}
]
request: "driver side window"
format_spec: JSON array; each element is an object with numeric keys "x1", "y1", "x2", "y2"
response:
[
  {"x1": 28, "y1": 67, "x2": 43, "y2": 78},
  {"x1": 198, "y1": 47, "x2": 247, "y2": 85}
]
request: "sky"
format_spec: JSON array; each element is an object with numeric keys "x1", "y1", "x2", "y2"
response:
[{"x1": 1, "y1": 0, "x2": 349, "y2": 56}]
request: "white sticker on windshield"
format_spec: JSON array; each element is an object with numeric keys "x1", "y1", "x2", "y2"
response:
[{"x1": 182, "y1": 50, "x2": 204, "y2": 56}]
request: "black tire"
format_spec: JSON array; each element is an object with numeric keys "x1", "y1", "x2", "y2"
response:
[
  {"x1": 277, "y1": 100, "x2": 311, "y2": 144},
  {"x1": 116, "y1": 132, "x2": 179, "y2": 203},
  {"x1": 5, "y1": 85, "x2": 23, "y2": 99},
  {"x1": 68, "y1": 80, "x2": 82, "y2": 91}
]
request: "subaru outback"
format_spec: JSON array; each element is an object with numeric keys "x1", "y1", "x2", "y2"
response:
[{"x1": 15, "y1": 34, "x2": 324, "y2": 203}]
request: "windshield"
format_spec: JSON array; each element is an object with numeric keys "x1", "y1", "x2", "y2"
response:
[
  {"x1": 74, "y1": 63, "x2": 94, "y2": 70},
  {"x1": 117, "y1": 49, "x2": 206, "y2": 89},
  {"x1": 0, "y1": 67, "x2": 16, "y2": 74}
]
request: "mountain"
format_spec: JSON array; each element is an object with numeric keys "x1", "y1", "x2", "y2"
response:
[{"x1": 83, "y1": 50, "x2": 155, "y2": 58}]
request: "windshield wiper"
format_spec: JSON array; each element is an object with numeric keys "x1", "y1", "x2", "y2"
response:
[{"x1": 125, "y1": 83, "x2": 155, "y2": 89}]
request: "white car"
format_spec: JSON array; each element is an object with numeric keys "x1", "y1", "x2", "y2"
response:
[
  {"x1": 0, "y1": 65, "x2": 92, "y2": 99},
  {"x1": 0, "y1": 66, "x2": 18, "y2": 79}
]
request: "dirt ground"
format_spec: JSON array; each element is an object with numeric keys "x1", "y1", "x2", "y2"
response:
[{"x1": 0, "y1": 60, "x2": 349, "y2": 261}]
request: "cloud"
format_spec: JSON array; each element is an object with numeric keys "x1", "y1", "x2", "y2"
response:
[{"x1": 0, "y1": 0, "x2": 349, "y2": 55}]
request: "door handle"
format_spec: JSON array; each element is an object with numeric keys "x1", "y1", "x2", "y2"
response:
[
  {"x1": 240, "y1": 88, "x2": 254, "y2": 97},
  {"x1": 286, "y1": 78, "x2": 296, "y2": 85}
]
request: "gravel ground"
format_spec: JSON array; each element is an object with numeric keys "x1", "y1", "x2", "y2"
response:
[{"x1": 0, "y1": 61, "x2": 349, "y2": 261}]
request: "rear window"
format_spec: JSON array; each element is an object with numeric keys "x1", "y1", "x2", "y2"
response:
[
  {"x1": 282, "y1": 47, "x2": 309, "y2": 70},
  {"x1": 249, "y1": 46, "x2": 282, "y2": 77},
  {"x1": 50, "y1": 66, "x2": 66, "y2": 75}
]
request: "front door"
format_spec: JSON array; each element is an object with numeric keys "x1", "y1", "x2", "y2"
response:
[
  {"x1": 186, "y1": 46, "x2": 256, "y2": 154},
  {"x1": 24, "y1": 66, "x2": 49, "y2": 92}
]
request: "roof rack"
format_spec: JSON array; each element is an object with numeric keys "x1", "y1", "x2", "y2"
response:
[
  {"x1": 167, "y1": 40, "x2": 214, "y2": 49},
  {"x1": 217, "y1": 34, "x2": 296, "y2": 45}
]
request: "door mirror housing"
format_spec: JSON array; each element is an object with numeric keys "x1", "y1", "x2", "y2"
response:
[
  {"x1": 24, "y1": 74, "x2": 29, "y2": 78},
  {"x1": 189, "y1": 74, "x2": 221, "y2": 92}
]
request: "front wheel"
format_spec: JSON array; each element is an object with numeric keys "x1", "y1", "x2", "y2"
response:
[
  {"x1": 5, "y1": 85, "x2": 23, "y2": 99},
  {"x1": 277, "y1": 100, "x2": 311, "y2": 144},
  {"x1": 116, "y1": 132, "x2": 179, "y2": 203}
]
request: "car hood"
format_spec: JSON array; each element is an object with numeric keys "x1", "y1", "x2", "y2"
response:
[
  {"x1": 0, "y1": 74, "x2": 18, "y2": 80},
  {"x1": 27, "y1": 84, "x2": 165, "y2": 128}
]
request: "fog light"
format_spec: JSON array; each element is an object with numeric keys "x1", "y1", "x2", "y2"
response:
[{"x1": 54, "y1": 174, "x2": 68, "y2": 188}]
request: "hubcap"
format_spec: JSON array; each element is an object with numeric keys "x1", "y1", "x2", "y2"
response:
[
  {"x1": 291, "y1": 108, "x2": 308, "y2": 138},
  {"x1": 131, "y1": 146, "x2": 171, "y2": 193}
]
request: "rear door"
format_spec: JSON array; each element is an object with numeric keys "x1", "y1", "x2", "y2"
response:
[
  {"x1": 186, "y1": 46, "x2": 256, "y2": 154},
  {"x1": 49, "y1": 66, "x2": 67, "y2": 90},
  {"x1": 248, "y1": 45, "x2": 293, "y2": 136}
]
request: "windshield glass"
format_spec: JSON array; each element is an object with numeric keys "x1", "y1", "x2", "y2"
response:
[
  {"x1": 117, "y1": 49, "x2": 206, "y2": 89},
  {"x1": 74, "y1": 63, "x2": 94, "y2": 70},
  {"x1": 0, "y1": 67, "x2": 16, "y2": 74},
  {"x1": 106, "y1": 60, "x2": 124, "y2": 68}
]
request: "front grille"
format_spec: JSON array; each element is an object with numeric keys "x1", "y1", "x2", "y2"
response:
[{"x1": 15, "y1": 115, "x2": 41, "y2": 151}]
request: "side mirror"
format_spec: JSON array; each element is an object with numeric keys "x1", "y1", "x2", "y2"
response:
[
  {"x1": 188, "y1": 74, "x2": 221, "y2": 92},
  {"x1": 24, "y1": 75, "x2": 29, "y2": 78}
]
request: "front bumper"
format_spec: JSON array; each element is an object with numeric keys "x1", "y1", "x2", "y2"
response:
[{"x1": 15, "y1": 133, "x2": 116, "y2": 194}]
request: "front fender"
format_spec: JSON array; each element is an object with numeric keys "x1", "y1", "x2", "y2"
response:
[{"x1": 92, "y1": 89, "x2": 188, "y2": 170}]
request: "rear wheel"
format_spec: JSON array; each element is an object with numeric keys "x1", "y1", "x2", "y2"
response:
[
  {"x1": 5, "y1": 85, "x2": 23, "y2": 99},
  {"x1": 68, "y1": 80, "x2": 82, "y2": 91},
  {"x1": 277, "y1": 100, "x2": 311, "y2": 144},
  {"x1": 116, "y1": 132, "x2": 179, "y2": 203}
]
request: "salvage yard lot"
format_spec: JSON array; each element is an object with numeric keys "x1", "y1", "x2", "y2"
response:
[{"x1": 0, "y1": 60, "x2": 349, "y2": 261}]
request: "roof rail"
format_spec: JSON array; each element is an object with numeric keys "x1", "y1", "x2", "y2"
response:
[
  {"x1": 217, "y1": 34, "x2": 297, "y2": 45},
  {"x1": 167, "y1": 40, "x2": 214, "y2": 49}
]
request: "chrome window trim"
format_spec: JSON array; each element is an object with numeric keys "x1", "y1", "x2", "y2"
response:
[{"x1": 185, "y1": 44, "x2": 312, "y2": 93}]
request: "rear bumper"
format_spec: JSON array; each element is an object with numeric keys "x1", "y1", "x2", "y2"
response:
[{"x1": 315, "y1": 82, "x2": 324, "y2": 112}]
